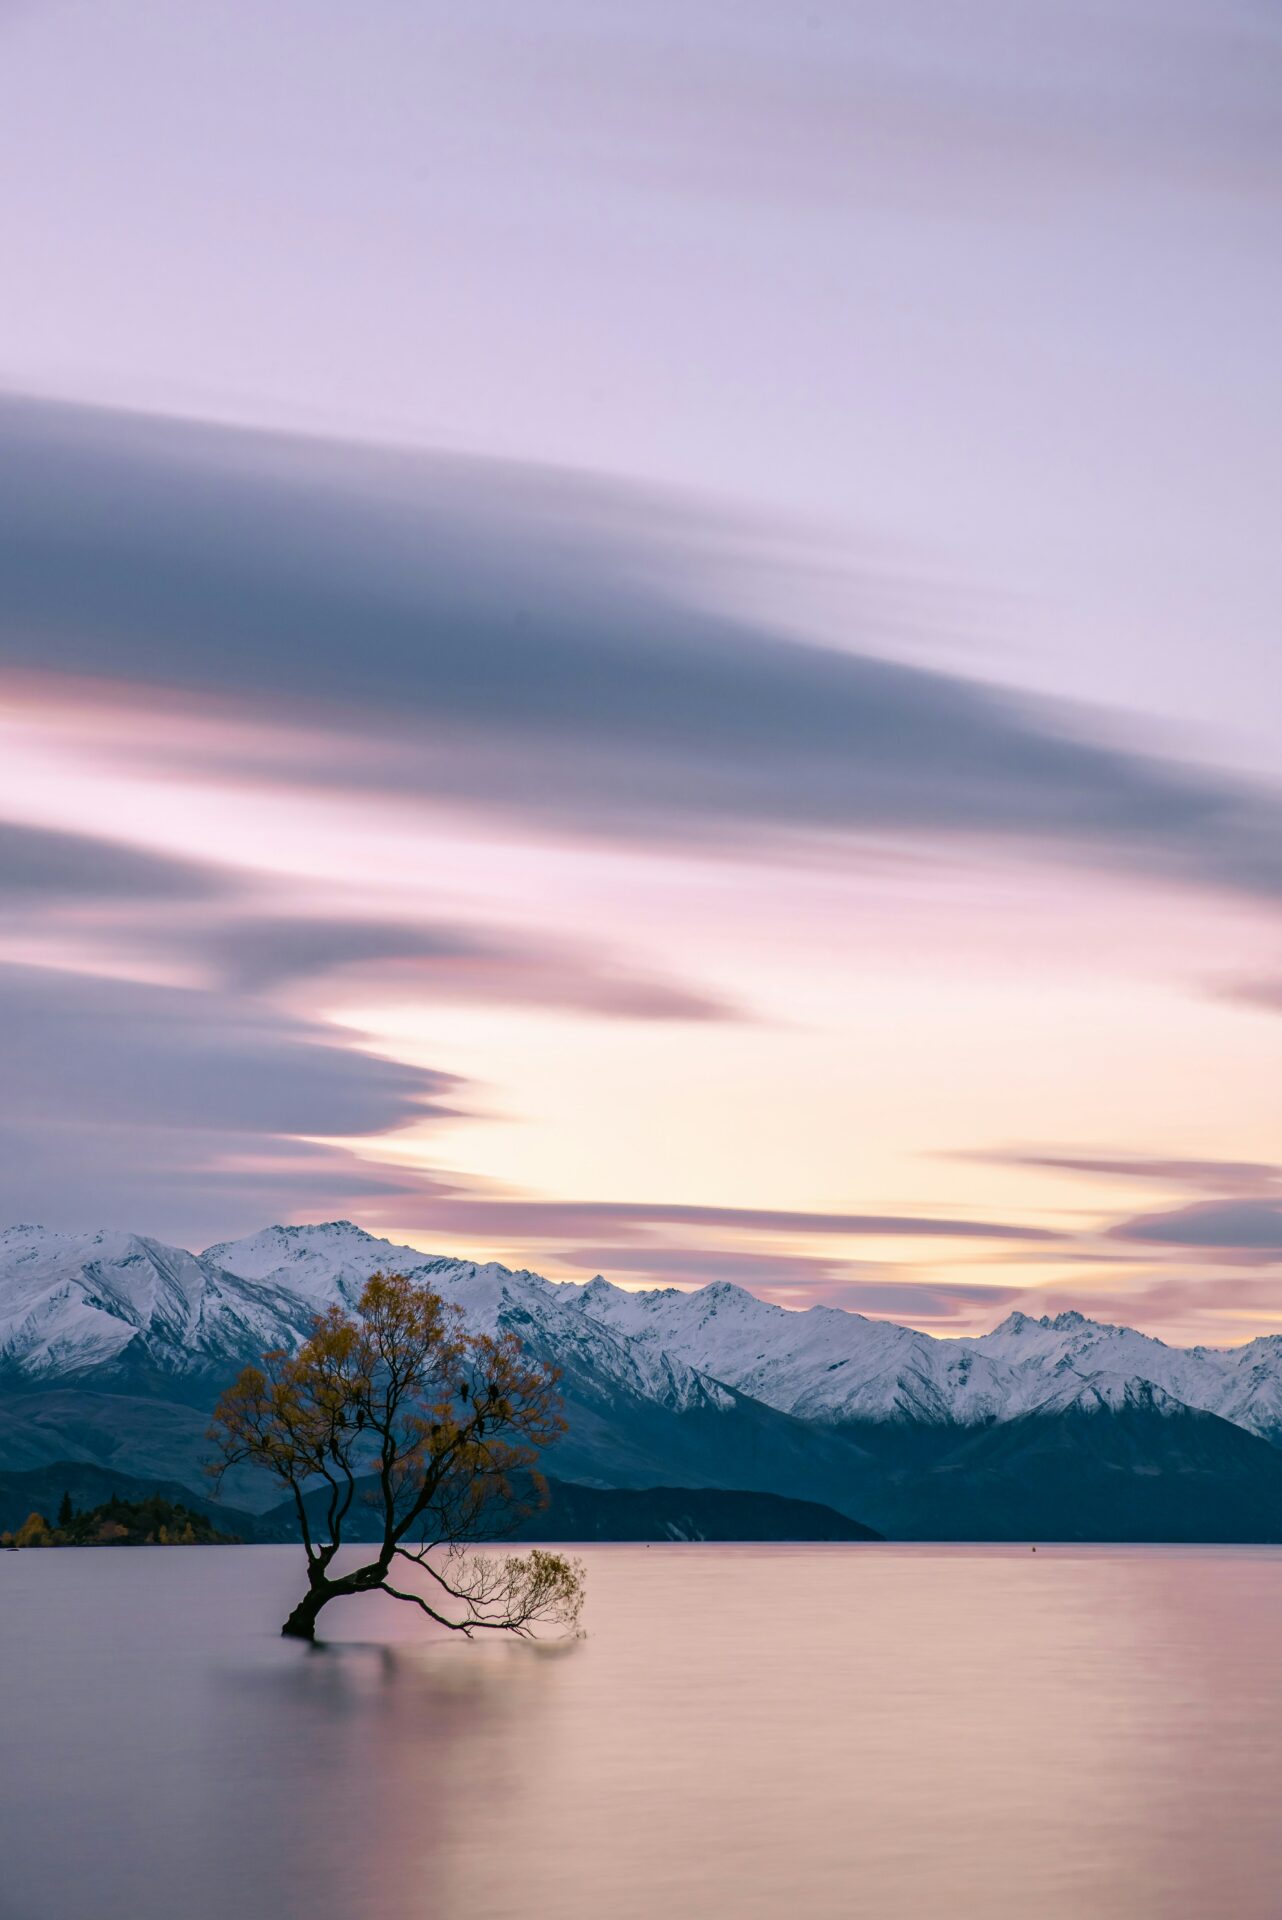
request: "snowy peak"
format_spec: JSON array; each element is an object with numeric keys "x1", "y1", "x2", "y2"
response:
[
  {"x1": 0, "y1": 1225, "x2": 209, "y2": 1374},
  {"x1": 562, "y1": 1271, "x2": 1282, "y2": 1444},
  {"x1": 204, "y1": 1224, "x2": 724, "y2": 1415},
  {"x1": 0, "y1": 1225, "x2": 316, "y2": 1379},
  {"x1": 990, "y1": 1305, "x2": 1090, "y2": 1336},
  {"x1": 988, "y1": 1308, "x2": 1119, "y2": 1342},
  {"x1": 566, "y1": 1272, "x2": 1008, "y2": 1427},
  {"x1": 990, "y1": 1310, "x2": 1039, "y2": 1336},
  {"x1": 6, "y1": 1221, "x2": 1282, "y2": 1453},
  {"x1": 207, "y1": 1222, "x2": 561, "y2": 1331},
  {"x1": 201, "y1": 1220, "x2": 438, "y2": 1306}
]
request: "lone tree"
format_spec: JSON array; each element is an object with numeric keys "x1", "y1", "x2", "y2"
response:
[{"x1": 209, "y1": 1271, "x2": 585, "y2": 1641}]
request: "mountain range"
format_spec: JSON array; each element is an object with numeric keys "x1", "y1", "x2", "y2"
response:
[{"x1": 4, "y1": 1219, "x2": 1282, "y2": 1540}]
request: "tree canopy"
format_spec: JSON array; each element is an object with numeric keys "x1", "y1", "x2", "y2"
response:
[{"x1": 209, "y1": 1271, "x2": 585, "y2": 1640}]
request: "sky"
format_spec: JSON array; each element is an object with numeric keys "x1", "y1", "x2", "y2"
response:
[{"x1": 1, "y1": 0, "x2": 1281, "y2": 1343}]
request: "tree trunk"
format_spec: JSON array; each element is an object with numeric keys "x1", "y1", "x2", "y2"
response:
[
  {"x1": 281, "y1": 1555, "x2": 392, "y2": 1639},
  {"x1": 281, "y1": 1581, "x2": 335, "y2": 1640}
]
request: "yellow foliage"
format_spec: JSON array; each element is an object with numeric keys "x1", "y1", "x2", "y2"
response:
[
  {"x1": 209, "y1": 1269, "x2": 584, "y2": 1639},
  {"x1": 14, "y1": 1512, "x2": 51, "y2": 1548}
]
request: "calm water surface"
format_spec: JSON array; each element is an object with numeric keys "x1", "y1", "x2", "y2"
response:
[{"x1": 3, "y1": 1543, "x2": 1281, "y2": 1919}]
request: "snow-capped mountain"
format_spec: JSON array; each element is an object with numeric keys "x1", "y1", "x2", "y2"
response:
[
  {"x1": 565, "y1": 1280, "x2": 1282, "y2": 1447},
  {"x1": 0, "y1": 1221, "x2": 732, "y2": 1430},
  {"x1": 201, "y1": 1222, "x2": 459, "y2": 1311},
  {"x1": 4, "y1": 1218, "x2": 1282, "y2": 1449},
  {"x1": 0, "y1": 1224, "x2": 318, "y2": 1381},
  {"x1": 968, "y1": 1308, "x2": 1282, "y2": 1444},
  {"x1": 9, "y1": 1220, "x2": 1282, "y2": 1539},
  {"x1": 571, "y1": 1277, "x2": 1016, "y2": 1426},
  {"x1": 203, "y1": 1221, "x2": 732, "y2": 1416}
]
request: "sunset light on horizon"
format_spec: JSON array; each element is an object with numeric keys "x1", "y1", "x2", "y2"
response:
[{"x1": 2, "y1": 0, "x2": 1281, "y2": 1346}]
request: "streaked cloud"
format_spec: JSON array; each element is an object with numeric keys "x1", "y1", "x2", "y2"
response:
[
  {"x1": 0, "y1": 3, "x2": 1278, "y2": 1345},
  {"x1": 398, "y1": 1196, "x2": 1062, "y2": 1244},
  {"x1": 1213, "y1": 975, "x2": 1282, "y2": 1016},
  {"x1": 967, "y1": 1148, "x2": 1282, "y2": 1194},
  {"x1": 8, "y1": 395, "x2": 1282, "y2": 906},
  {"x1": 0, "y1": 958, "x2": 470, "y2": 1242},
  {"x1": 1111, "y1": 1198, "x2": 1282, "y2": 1253},
  {"x1": 0, "y1": 961, "x2": 459, "y2": 1137},
  {"x1": 0, "y1": 819, "x2": 232, "y2": 904},
  {"x1": 190, "y1": 912, "x2": 740, "y2": 1021},
  {"x1": 0, "y1": 1121, "x2": 459, "y2": 1251}
]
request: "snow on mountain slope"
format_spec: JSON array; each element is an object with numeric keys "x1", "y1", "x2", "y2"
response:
[
  {"x1": 1016, "y1": 1371, "x2": 1192, "y2": 1420},
  {"x1": 0, "y1": 1218, "x2": 720, "y2": 1410},
  {"x1": 5, "y1": 1220, "x2": 1282, "y2": 1450},
  {"x1": 566, "y1": 1282, "x2": 1282, "y2": 1445},
  {"x1": 201, "y1": 1221, "x2": 451, "y2": 1309},
  {"x1": 205, "y1": 1222, "x2": 731, "y2": 1415},
  {"x1": 970, "y1": 1309, "x2": 1282, "y2": 1443},
  {"x1": 1198, "y1": 1335, "x2": 1282, "y2": 1441},
  {"x1": 0, "y1": 1224, "x2": 315, "y2": 1379},
  {"x1": 570, "y1": 1277, "x2": 1017, "y2": 1426}
]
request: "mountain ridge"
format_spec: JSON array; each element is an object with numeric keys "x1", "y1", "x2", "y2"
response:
[
  {"x1": 5, "y1": 1217, "x2": 1282, "y2": 1441},
  {"x1": 5, "y1": 1219, "x2": 1282, "y2": 1541}
]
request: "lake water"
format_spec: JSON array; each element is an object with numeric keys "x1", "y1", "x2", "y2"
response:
[{"x1": 3, "y1": 1543, "x2": 1282, "y2": 1919}]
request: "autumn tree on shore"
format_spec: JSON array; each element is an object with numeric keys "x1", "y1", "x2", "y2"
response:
[{"x1": 209, "y1": 1271, "x2": 585, "y2": 1641}]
